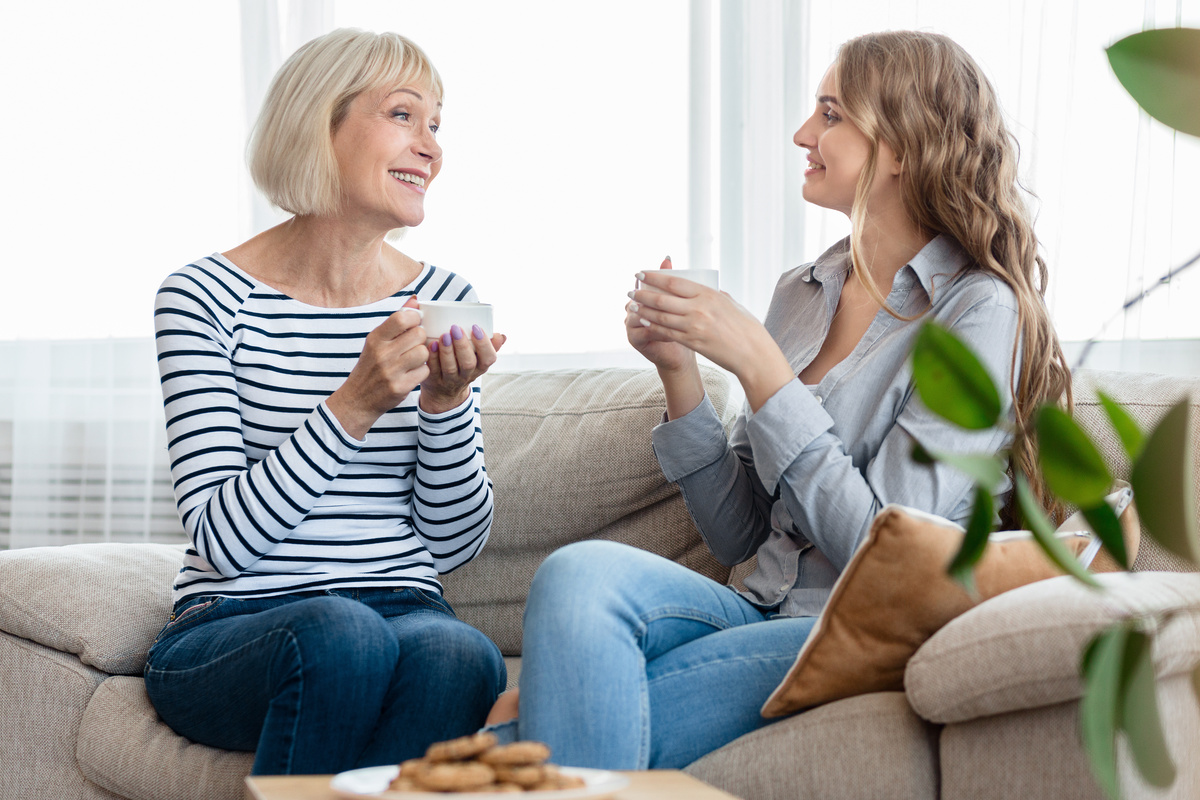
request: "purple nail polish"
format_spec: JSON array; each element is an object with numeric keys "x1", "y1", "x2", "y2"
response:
[
  {"x1": 442, "y1": 332, "x2": 453, "y2": 346},
  {"x1": 451, "y1": 325, "x2": 464, "y2": 341},
  {"x1": 472, "y1": 324, "x2": 485, "y2": 340},
  {"x1": 430, "y1": 340, "x2": 439, "y2": 353}
]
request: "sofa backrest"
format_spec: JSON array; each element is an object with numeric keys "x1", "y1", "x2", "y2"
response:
[
  {"x1": 441, "y1": 366, "x2": 736, "y2": 655},
  {"x1": 1073, "y1": 369, "x2": 1200, "y2": 573}
]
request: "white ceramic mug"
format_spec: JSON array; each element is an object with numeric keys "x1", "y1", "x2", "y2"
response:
[
  {"x1": 637, "y1": 268, "x2": 720, "y2": 292},
  {"x1": 418, "y1": 301, "x2": 494, "y2": 338}
]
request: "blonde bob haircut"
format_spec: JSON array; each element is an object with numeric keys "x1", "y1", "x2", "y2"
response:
[
  {"x1": 249, "y1": 28, "x2": 444, "y2": 217},
  {"x1": 833, "y1": 31, "x2": 1072, "y2": 524}
]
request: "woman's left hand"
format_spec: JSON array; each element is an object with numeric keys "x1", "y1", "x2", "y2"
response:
[
  {"x1": 419, "y1": 313, "x2": 506, "y2": 414},
  {"x1": 629, "y1": 271, "x2": 794, "y2": 411}
]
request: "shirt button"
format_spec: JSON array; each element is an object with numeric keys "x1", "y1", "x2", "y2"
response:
[{"x1": 814, "y1": 394, "x2": 823, "y2": 405}]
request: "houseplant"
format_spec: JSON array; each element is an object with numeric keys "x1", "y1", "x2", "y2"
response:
[{"x1": 909, "y1": 25, "x2": 1200, "y2": 800}]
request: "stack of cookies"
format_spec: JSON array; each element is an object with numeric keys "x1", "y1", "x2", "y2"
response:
[{"x1": 388, "y1": 732, "x2": 588, "y2": 794}]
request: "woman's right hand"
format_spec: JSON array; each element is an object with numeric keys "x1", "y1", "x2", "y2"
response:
[
  {"x1": 328, "y1": 301, "x2": 430, "y2": 439},
  {"x1": 626, "y1": 257, "x2": 705, "y2": 419},
  {"x1": 625, "y1": 256, "x2": 697, "y2": 374}
]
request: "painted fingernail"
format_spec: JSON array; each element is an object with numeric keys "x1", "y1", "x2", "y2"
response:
[
  {"x1": 639, "y1": 318, "x2": 652, "y2": 327},
  {"x1": 451, "y1": 325, "x2": 464, "y2": 341},
  {"x1": 627, "y1": 290, "x2": 636, "y2": 299},
  {"x1": 628, "y1": 301, "x2": 640, "y2": 312},
  {"x1": 430, "y1": 340, "x2": 439, "y2": 353},
  {"x1": 442, "y1": 332, "x2": 452, "y2": 346},
  {"x1": 635, "y1": 272, "x2": 646, "y2": 281},
  {"x1": 472, "y1": 324, "x2": 485, "y2": 340}
]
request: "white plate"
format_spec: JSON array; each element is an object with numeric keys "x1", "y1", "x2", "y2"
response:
[{"x1": 330, "y1": 764, "x2": 630, "y2": 800}]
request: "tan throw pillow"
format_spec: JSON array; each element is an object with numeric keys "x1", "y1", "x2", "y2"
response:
[{"x1": 759, "y1": 489, "x2": 1139, "y2": 719}]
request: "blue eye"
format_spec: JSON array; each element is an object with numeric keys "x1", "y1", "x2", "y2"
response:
[
  {"x1": 822, "y1": 111, "x2": 839, "y2": 123},
  {"x1": 429, "y1": 123, "x2": 439, "y2": 135},
  {"x1": 392, "y1": 111, "x2": 410, "y2": 121}
]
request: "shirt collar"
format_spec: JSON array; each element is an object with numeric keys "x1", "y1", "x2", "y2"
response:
[
  {"x1": 906, "y1": 234, "x2": 975, "y2": 297},
  {"x1": 802, "y1": 233, "x2": 974, "y2": 297}
]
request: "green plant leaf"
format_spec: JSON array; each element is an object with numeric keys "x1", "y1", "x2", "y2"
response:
[
  {"x1": 1119, "y1": 630, "x2": 1176, "y2": 787},
  {"x1": 1106, "y1": 28, "x2": 1200, "y2": 138},
  {"x1": 1083, "y1": 501, "x2": 1130, "y2": 570},
  {"x1": 911, "y1": 441, "x2": 935, "y2": 464},
  {"x1": 1098, "y1": 391, "x2": 1146, "y2": 461},
  {"x1": 1080, "y1": 624, "x2": 1129, "y2": 800},
  {"x1": 918, "y1": 448, "x2": 1008, "y2": 491},
  {"x1": 1130, "y1": 400, "x2": 1200, "y2": 565},
  {"x1": 1036, "y1": 405, "x2": 1113, "y2": 507},
  {"x1": 911, "y1": 322, "x2": 1002, "y2": 430},
  {"x1": 948, "y1": 486, "x2": 994, "y2": 596},
  {"x1": 1015, "y1": 474, "x2": 1102, "y2": 588}
]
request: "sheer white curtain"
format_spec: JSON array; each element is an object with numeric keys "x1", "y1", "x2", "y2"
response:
[
  {"x1": 4, "y1": 0, "x2": 1199, "y2": 548},
  {"x1": 716, "y1": 0, "x2": 1200, "y2": 371},
  {"x1": 0, "y1": 340, "x2": 180, "y2": 549}
]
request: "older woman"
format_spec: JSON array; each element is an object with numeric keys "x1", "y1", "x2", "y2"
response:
[{"x1": 145, "y1": 29, "x2": 506, "y2": 775}]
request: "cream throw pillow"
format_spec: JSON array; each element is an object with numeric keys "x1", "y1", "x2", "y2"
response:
[{"x1": 759, "y1": 488, "x2": 1138, "y2": 718}]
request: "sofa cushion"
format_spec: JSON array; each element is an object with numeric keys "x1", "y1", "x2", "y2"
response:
[
  {"x1": 78, "y1": 675, "x2": 253, "y2": 800},
  {"x1": 1074, "y1": 368, "x2": 1200, "y2": 573},
  {"x1": 0, "y1": 542, "x2": 185, "y2": 675},
  {"x1": 0, "y1": 632, "x2": 111, "y2": 800},
  {"x1": 937, "y1": 679, "x2": 1200, "y2": 800},
  {"x1": 442, "y1": 367, "x2": 734, "y2": 655},
  {"x1": 761, "y1": 497, "x2": 1138, "y2": 718},
  {"x1": 906, "y1": 570, "x2": 1200, "y2": 724},
  {"x1": 685, "y1": 692, "x2": 939, "y2": 800}
]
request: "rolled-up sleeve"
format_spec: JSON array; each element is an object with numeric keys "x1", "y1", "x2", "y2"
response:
[{"x1": 652, "y1": 394, "x2": 778, "y2": 566}]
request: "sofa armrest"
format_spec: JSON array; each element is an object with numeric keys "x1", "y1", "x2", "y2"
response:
[
  {"x1": 905, "y1": 572, "x2": 1200, "y2": 724},
  {"x1": 0, "y1": 543, "x2": 185, "y2": 675}
]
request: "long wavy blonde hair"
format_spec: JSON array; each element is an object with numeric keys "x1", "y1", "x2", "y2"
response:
[{"x1": 835, "y1": 31, "x2": 1072, "y2": 523}]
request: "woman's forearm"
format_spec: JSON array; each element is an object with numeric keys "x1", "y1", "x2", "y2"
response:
[{"x1": 657, "y1": 355, "x2": 705, "y2": 421}]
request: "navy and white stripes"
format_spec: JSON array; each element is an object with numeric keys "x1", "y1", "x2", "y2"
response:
[{"x1": 154, "y1": 254, "x2": 492, "y2": 604}]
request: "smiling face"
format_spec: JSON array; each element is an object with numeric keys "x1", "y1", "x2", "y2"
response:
[
  {"x1": 331, "y1": 84, "x2": 443, "y2": 231},
  {"x1": 793, "y1": 67, "x2": 899, "y2": 217}
]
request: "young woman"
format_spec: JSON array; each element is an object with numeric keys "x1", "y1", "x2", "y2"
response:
[
  {"x1": 488, "y1": 30, "x2": 1070, "y2": 769},
  {"x1": 145, "y1": 29, "x2": 508, "y2": 775}
]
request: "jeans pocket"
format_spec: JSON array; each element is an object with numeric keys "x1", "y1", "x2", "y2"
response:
[
  {"x1": 155, "y1": 596, "x2": 226, "y2": 643},
  {"x1": 410, "y1": 588, "x2": 456, "y2": 617}
]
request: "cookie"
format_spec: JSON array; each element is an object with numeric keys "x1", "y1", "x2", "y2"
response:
[
  {"x1": 411, "y1": 761, "x2": 497, "y2": 792},
  {"x1": 425, "y1": 731, "x2": 499, "y2": 762},
  {"x1": 531, "y1": 765, "x2": 587, "y2": 791},
  {"x1": 386, "y1": 774, "x2": 419, "y2": 792},
  {"x1": 492, "y1": 764, "x2": 546, "y2": 789},
  {"x1": 479, "y1": 741, "x2": 552, "y2": 766}
]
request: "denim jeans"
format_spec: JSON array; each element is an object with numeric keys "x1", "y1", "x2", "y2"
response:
[
  {"x1": 497, "y1": 540, "x2": 817, "y2": 769},
  {"x1": 144, "y1": 587, "x2": 505, "y2": 775}
]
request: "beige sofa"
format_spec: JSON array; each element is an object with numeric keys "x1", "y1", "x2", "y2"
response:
[{"x1": 2, "y1": 366, "x2": 1199, "y2": 800}]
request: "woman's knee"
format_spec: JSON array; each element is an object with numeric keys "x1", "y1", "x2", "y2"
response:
[
  {"x1": 525, "y1": 541, "x2": 653, "y2": 636},
  {"x1": 400, "y1": 617, "x2": 506, "y2": 692},
  {"x1": 274, "y1": 596, "x2": 399, "y2": 683},
  {"x1": 529, "y1": 540, "x2": 640, "y2": 600}
]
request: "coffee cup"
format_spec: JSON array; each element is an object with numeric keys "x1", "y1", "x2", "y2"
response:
[
  {"x1": 418, "y1": 301, "x2": 494, "y2": 339},
  {"x1": 637, "y1": 268, "x2": 720, "y2": 292}
]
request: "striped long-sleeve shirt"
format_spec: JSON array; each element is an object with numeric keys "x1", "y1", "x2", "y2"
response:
[{"x1": 154, "y1": 254, "x2": 493, "y2": 605}]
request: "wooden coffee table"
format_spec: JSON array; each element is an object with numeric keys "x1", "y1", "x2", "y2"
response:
[{"x1": 245, "y1": 769, "x2": 741, "y2": 799}]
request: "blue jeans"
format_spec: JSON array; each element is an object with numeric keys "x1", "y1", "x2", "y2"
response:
[
  {"x1": 498, "y1": 540, "x2": 817, "y2": 769},
  {"x1": 144, "y1": 587, "x2": 505, "y2": 775}
]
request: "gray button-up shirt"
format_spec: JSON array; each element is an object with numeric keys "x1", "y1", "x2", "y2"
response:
[{"x1": 651, "y1": 235, "x2": 1020, "y2": 617}]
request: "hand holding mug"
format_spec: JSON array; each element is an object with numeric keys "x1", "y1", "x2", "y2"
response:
[{"x1": 329, "y1": 298, "x2": 431, "y2": 438}]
